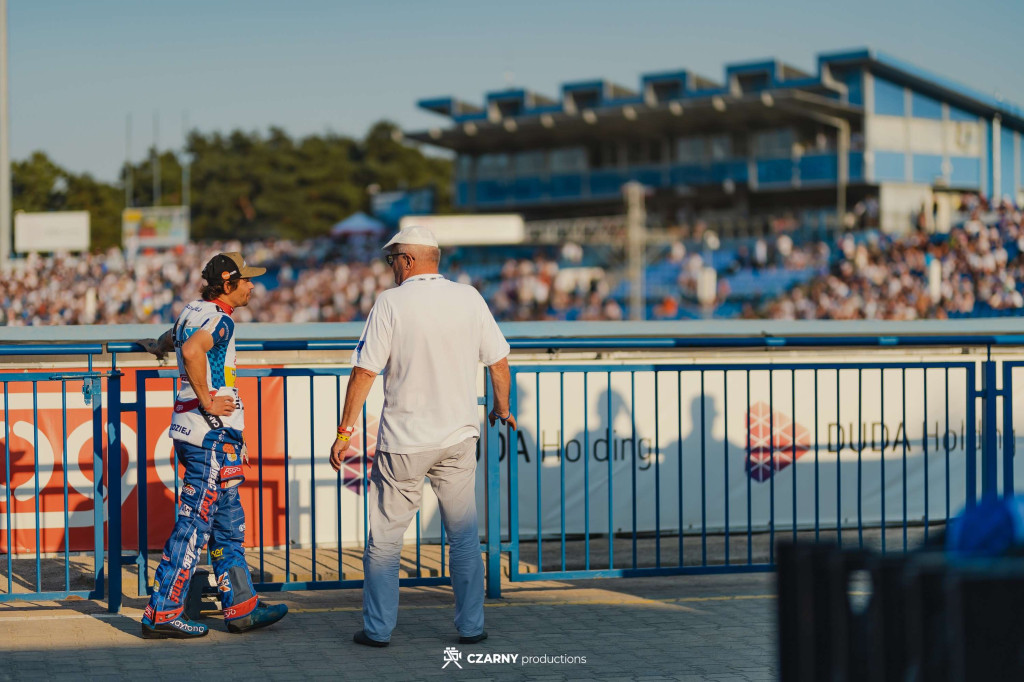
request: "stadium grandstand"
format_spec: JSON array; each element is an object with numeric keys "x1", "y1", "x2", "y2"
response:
[{"x1": 408, "y1": 48, "x2": 1024, "y2": 235}]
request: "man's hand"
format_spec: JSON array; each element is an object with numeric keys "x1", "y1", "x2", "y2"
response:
[
  {"x1": 137, "y1": 329, "x2": 175, "y2": 361},
  {"x1": 203, "y1": 394, "x2": 236, "y2": 417},
  {"x1": 137, "y1": 338, "x2": 170, "y2": 361},
  {"x1": 329, "y1": 435, "x2": 352, "y2": 472},
  {"x1": 488, "y1": 409, "x2": 517, "y2": 430}
]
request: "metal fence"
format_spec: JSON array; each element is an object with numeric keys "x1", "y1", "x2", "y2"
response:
[{"x1": 0, "y1": 333, "x2": 1021, "y2": 612}]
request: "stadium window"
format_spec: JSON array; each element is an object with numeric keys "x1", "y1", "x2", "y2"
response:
[
  {"x1": 477, "y1": 153, "x2": 510, "y2": 179},
  {"x1": 595, "y1": 142, "x2": 623, "y2": 168},
  {"x1": 456, "y1": 155, "x2": 474, "y2": 180},
  {"x1": 550, "y1": 147, "x2": 587, "y2": 173},
  {"x1": 514, "y1": 151, "x2": 546, "y2": 176},
  {"x1": 754, "y1": 128, "x2": 794, "y2": 158},
  {"x1": 949, "y1": 105, "x2": 977, "y2": 123},
  {"x1": 649, "y1": 140, "x2": 665, "y2": 164},
  {"x1": 911, "y1": 91, "x2": 943, "y2": 120},
  {"x1": 709, "y1": 134, "x2": 732, "y2": 160},
  {"x1": 571, "y1": 91, "x2": 601, "y2": 111},
  {"x1": 676, "y1": 136, "x2": 706, "y2": 164},
  {"x1": 628, "y1": 141, "x2": 655, "y2": 165},
  {"x1": 873, "y1": 77, "x2": 906, "y2": 116}
]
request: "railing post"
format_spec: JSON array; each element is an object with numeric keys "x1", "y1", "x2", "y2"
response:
[
  {"x1": 89, "y1": 372, "x2": 105, "y2": 600},
  {"x1": 484, "y1": 369, "x2": 502, "y2": 598},
  {"x1": 106, "y1": 364, "x2": 123, "y2": 613},
  {"x1": 981, "y1": 355, "x2": 999, "y2": 501},
  {"x1": 1003, "y1": 362, "x2": 1015, "y2": 498}
]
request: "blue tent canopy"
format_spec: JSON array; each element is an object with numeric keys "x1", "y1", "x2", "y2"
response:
[{"x1": 330, "y1": 211, "x2": 386, "y2": 236}]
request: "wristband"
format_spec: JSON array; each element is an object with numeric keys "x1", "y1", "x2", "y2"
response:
[{"x1": 337, "y1": 425, "x2": 354, "y2": 442}]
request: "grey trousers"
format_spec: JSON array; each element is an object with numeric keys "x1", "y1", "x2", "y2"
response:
[{"x1": 362, "y1": 437, "x2": 484, "y2": 641}]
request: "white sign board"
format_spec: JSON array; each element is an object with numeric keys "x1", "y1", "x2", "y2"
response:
[
  {"x1": 269, "y1": 355, "x2": 1010, "y2": 547},
  {"x1": 399, "y1": 214, "x2": 524, "y2": 246},
  {"x1": 14, "y1": 211, "x2": 90, "y2": 253}
]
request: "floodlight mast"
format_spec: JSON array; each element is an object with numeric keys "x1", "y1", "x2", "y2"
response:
[{"x1": 0, "y1": 0, "x2": 10, "y2": 264}]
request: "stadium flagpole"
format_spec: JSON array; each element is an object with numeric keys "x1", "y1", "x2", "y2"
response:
[{"x1": 0, "y1": 0, "x2": 10, "y2": 264}]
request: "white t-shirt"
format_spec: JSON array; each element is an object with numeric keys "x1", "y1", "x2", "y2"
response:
[{"x1": 352, "y1": 274, "x2": 510, "y2": 454}]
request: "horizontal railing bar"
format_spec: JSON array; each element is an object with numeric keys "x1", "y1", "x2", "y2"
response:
[
  {"x1": 510, "y1": 361, "x2": 977, "y2": 373},
  {"x1": 0, "y1": 344, "x2": 105, "y2": 356},
  {"x1": 104, "y1": 334, "x2": 1024, "y2": 357},
  {"x1": 255, "y1": 577, "x2": 452, "y2": 592},
  {"x1": 512, "y1": 565, "x2": 774, "y2": 581}
]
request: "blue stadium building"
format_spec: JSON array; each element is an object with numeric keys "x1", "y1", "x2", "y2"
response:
[{"x1": 407, "y1": 48, "x2": 1024, "y2": 236}]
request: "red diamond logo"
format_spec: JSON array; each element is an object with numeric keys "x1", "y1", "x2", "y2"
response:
[{"x1": 744, "y1": 401, "x2": 810, "y2": 482}]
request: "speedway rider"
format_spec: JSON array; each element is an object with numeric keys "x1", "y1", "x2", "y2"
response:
[{"x1": 140, "y1": 252, "x2": 288, "y2": 638}]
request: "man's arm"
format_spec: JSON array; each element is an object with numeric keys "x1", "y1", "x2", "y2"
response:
[
  {"x1": 486, "y1": 357, "x2": 517, "y2": 430},
  {"x1": 137, "y1": 328, "x2": 175, "y2": 361},
  {"x1": 329, "y1": 367, "x2": 378, "y2": 472},
  {"x1": 181, "y1": 330, "x2": 235, "y2": 416}
]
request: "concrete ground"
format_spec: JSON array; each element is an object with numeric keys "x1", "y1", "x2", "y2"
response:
[
  {"x1": 0, "y1": 526, "x2": 940, "y2": 680},
  {"x1": 0, "y1": 569, "x2": 777, "y2": 681}
]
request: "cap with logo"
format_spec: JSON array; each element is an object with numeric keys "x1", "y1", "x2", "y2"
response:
[
  {"x1": 202, "y1": 252, "x2": 267, "y2": 283},
  {"x1": 382, "y1": 225, "x2": 439, "y2": 250}
]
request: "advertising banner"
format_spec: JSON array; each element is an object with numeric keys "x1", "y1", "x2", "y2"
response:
[
  {"x1": 122, "y1": 206, "x2": 190, "y2": 252},
  {"x1": 14, "y1": 211, "x2": 90, "y2": 253},
  {"x1": 0, "y1": 370, "x2": 285, "y2": 554},
  {"x1": 4, "y1": 357, "x2": 1023, "y2": 554}
]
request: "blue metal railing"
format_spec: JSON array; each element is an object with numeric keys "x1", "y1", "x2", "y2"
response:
[
  {"x1": 2, "y1": 331, "x2": 1024, "y2": 609},
  {"x1": 501, "y1": 361, "x2": 980, "y2": 586},
  {"x1": 0, "y1": 369, "x2": 106, "y2": 604},
  {"x1": 110, "y1": 366, "x2": 460, "y2": 614}
]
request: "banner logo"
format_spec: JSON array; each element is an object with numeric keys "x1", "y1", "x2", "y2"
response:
[{"x1": 745, "y1": 401, "x2": 810, "y2": 482}]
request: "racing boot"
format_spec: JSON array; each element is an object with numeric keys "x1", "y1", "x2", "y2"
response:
[
  {"x1": 226, "y1": 601, "x2": 289, "y2": 633},
  {"x1": 141, "y1": 616, "x2": 209, "y2": 639}
]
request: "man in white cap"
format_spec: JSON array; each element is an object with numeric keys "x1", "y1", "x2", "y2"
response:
[{"x1": 329, "y1": 226, "x2": 516, "y2": 647}]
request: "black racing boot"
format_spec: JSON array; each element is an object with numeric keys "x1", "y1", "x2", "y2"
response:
[
  {"x1": 225, "y1": 601, "x2": 289, "y2": 633},
  {"x1": 141, "y1": 616, "x2": 209, "y2": 639}
]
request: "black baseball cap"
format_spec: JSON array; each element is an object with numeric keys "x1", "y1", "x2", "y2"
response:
[{"x1": 202, "y1": 252, "x2": 266, "y2": 283}]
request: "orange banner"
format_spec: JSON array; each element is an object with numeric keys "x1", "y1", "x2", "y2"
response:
[{"x1": 0, "y1": 369, "x2": 288, "y2": 554}]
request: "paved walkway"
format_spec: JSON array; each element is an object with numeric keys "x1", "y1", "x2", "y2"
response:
[{"x1": 0, "y1": 573, "x2": 777, "y2": 681}]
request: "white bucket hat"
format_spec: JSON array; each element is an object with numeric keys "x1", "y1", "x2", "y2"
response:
[{"x1": 382, "y1": 225, "x2": 439, "y2": 250}]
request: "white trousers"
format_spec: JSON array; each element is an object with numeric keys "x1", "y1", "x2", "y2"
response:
[{"x1": 362, "y1": 437, "x2": 484, "y2": 641}]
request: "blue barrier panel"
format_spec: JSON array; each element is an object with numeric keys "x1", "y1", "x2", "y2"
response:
[
  {"x1": 501, "y1": 361, "x2": 980, "y2": 584},
  {"x1": 3, "y1": 332, "x2": 1019, "y2": 609},
  {"x1": 0, "y1": 370, "x2": 107, "y2": 604}
]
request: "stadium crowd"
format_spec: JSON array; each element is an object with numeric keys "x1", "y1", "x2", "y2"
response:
[
  {"x1": 750, "y1": 200, "x2": 1024, "y2": 320},
  {"x1": 0, "y1": 195, "x2": 1020, "y2": 325},
  {"x1": 0, "y1": 237, "x2": 624, "y2": 325}
]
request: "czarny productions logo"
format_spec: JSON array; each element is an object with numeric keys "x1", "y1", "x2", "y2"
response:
[
  {"x1": 441, "y1": 647, "x2": 586, "y2": 669},
  {"x1": 442, "y1": 647, "x2": 462, "y2": 669}
]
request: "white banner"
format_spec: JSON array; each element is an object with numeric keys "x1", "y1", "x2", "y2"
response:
[
  {"x1": 14, "y1": 210, "x2": 90, "y2": 253},
  {"x1": 275, "y1": 357, "x2": 1024, "y2": 546}
]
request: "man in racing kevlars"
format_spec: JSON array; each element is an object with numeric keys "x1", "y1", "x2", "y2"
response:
[{"x1": 140, "y1": 252, "x2": 288, "y2": 638}]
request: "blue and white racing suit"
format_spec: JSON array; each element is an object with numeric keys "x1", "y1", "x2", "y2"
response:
[{"x1": 143, "y1": 299, "x2": 260, "y2": 627}]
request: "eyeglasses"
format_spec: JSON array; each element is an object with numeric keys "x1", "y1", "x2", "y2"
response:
[{"x1": 384, "y1": 252, "x2": 413, "y2": 266}]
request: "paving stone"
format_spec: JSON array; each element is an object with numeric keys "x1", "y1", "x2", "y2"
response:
[{"x1": 0, "y1": 573, "x2": 778, "y2": 681}]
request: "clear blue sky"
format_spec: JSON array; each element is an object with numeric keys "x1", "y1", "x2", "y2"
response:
[{"x1": 9, "y1": 0, "x2": 1024, "y2": 181}]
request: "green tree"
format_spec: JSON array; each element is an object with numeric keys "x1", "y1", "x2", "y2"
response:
[{"x1": 13, "y1": 120, "x2": 454, "y2": 250}]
